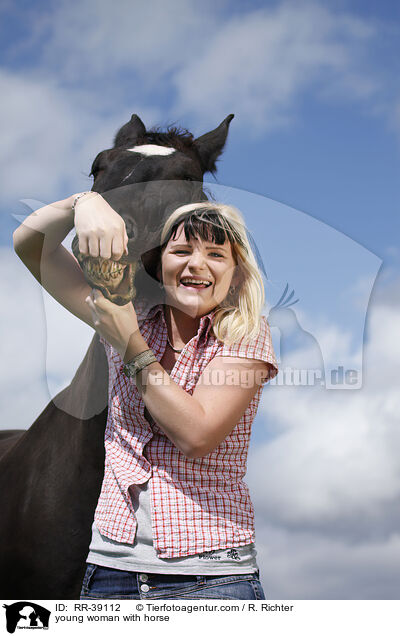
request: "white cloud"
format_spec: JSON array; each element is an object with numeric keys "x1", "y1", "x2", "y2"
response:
[
  {"x1": 0, "y1": 0, "x2": 392, "y2": 212},
  {"x1": 0, "y1": 68, "x2": 161, "y2": 203},
  {"x1": 0, "y1": 246, "x2": 93, "y2": 428},
  {"x1": 246, "y1": 273, "x2": 400, "y2": 597},
  {"x1": 255, "y1": 524, "x2": 400, "y2": 599},
  {"x1": 1, "y1": 0, "x2": 383, "y2": 143},
  {"x1": 0, "y1": 70, "x2": 78, "y2": 200},
  {"x1": 37, "y1": 0, "x2": 377, "y2": 132},
  {"x1": 0, "y1": 247, "x2": 51, "y2": 429},
  {"x1": 36, "y1": 0, "x2": 216, "y2": 83},
  {"x1": 173, "y1": 2, "x2": 378, "y2": 129}
]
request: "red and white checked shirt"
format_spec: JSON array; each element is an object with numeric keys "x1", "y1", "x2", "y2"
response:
[{"x1": 94, "y1": 302, "x2": 278, "y2": 558}]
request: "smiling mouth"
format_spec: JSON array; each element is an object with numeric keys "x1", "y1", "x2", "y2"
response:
[{"x1": 179, "y1": 277, "x2": 212, "y2": 289}]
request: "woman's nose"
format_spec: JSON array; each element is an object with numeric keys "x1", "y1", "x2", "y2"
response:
[{"x1": 187, "y1": 249, "x2": 206, "y2": 269}]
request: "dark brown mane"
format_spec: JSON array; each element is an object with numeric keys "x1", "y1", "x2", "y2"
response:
[{"x1": 135, "y1": 126, "x2": 195, "y2": 153}]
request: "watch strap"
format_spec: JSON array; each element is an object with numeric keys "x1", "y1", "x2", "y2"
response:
[{"x1": 123, "y1": 349, "x2": 157, "y2": 378}]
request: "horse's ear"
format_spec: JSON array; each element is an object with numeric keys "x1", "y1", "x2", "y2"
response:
[
  {"x1": 113, "y1": 114, "x2": 147, "y2": 148},
  {"x1": 194, "y1": 114, "x2": 234, "y2": 173}
]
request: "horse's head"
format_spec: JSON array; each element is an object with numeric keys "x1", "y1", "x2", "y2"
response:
[{"x1": 72, "y1": 113, "x2": 234, "y2": 304}]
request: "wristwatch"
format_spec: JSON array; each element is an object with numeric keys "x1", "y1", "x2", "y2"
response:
[{"x1": 122, "y1": 349, "x2": 157, "y2": 379}]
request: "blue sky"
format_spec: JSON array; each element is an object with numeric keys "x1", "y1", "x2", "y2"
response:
[
  {"x1": 1, "y1": 0, "x2": 399, "y2": 264},
  {"x1": 1, "y1": 0, "x2": 400, "y2": 600}
]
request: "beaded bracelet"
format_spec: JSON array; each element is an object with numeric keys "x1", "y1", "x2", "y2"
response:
[{"x1": 72, "y1": 191, "x2": 94, "y2": 214}]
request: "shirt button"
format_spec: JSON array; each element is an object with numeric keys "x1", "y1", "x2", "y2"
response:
[
  {"x1": 139, "y1": 573, "x2": 149, "y2": 582},
  {"x1": 140, "y1": 584, "x2": 150, "y2": 593}
]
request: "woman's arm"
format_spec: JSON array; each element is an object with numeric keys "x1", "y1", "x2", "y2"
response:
[
  {"x1": 13, "y1": 193, "x2": 128, "y2": 327},
  {"x1": 87, "y1": 291, "x2": 270, "y2": 459},
  {"x1": 138, "y1": 354, "x2": 269, "y2": 459}
]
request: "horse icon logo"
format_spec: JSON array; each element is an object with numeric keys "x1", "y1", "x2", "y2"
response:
[
  {"x1": 268, "y1": 283, "x2": 325, "y2": 387},
  {"x1": 2, "y1": 602, "x2": 50, "y2": 633}
]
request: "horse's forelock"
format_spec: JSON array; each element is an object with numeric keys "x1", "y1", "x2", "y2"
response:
[{"x1": 135, "y1": 126, "x2": 196, "y2": 153}]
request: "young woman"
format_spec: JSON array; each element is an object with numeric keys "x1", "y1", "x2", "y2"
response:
[{"x1": 13, "y1": 193, "x2": 278, "y2": 600}]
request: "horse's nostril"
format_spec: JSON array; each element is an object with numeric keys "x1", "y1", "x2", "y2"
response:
[{"x1": 123, "y1": 218, "x2": 137, "y2": 240}]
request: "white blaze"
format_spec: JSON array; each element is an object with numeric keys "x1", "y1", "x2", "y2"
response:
[{"x1": 127, "y1": 145, "x2": 176, "y2": 156}]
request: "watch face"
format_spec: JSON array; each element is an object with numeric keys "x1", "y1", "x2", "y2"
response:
[
  {"x1": 123, "y1": 351, "x2": 156, "y2": 379},
  {"x1": 123, "y1": 361, "x2": 137, "y2": 378}
]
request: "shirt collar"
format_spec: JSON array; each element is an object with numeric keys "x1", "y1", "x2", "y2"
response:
[
  {"x1": 136, "y1": 301, "x2": 164, "y2": 323},
  {"x1": 198, "y1": 308, "x2": 216, "y2": 343}
]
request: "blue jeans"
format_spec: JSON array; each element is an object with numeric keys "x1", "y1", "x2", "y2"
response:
[{"x1": 80, "y1": 564, "x2": 265, "y2": 600}]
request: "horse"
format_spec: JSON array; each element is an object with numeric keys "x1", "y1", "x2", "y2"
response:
[{"x1": 0, "y1": 113, "x2": 234, "y2": 599}]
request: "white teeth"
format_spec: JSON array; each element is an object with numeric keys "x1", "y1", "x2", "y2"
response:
[
  {"x1": 180, "y1": 278, "x2": 211, "y2": 286},
  {"x1": 85, "y1": 258, "x2": 125, "y2": 282}
]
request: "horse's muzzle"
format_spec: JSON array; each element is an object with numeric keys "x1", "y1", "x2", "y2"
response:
[{"x1": 71, "y1": 235, "x2": 137, "y2": 305}]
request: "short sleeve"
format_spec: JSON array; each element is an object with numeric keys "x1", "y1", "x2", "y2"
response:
[{"x1": 217, "y1": 316, "x2": 278, "y2": 384}]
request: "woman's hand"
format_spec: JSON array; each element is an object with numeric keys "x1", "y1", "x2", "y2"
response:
[
  {"x1": 74, "y1": 192, "x2": 129, "y2": 261},
  {"x1": 85, "y1": 289, "x2": 141, "y2": 358}
]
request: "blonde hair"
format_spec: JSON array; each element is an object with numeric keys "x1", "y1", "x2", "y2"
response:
[{"x1": 160, "y1": 202, "x2": 265, "y2": 344}]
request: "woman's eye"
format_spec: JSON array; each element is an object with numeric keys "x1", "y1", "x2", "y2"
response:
[
  {"x1": 209, "y1": 252, "x2": 224, "y2": 258},
  {"x1": 174, "y1": 250, "x2": 191, "y2": 255}
]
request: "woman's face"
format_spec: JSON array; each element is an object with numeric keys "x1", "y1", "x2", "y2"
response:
[{"x1": 161, "y1": 223, "x2": 238, "y2": 318}]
